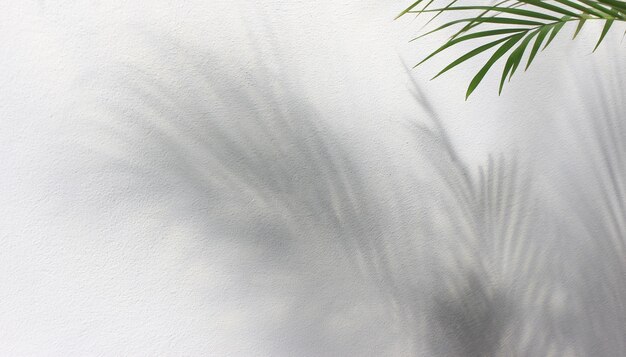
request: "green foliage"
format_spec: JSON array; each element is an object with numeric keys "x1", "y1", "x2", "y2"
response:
[{"x1": 397, "y1": 1, "x2": 626, "y2": 98}]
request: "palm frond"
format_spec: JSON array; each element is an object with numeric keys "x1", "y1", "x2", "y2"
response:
[{"x1": 397, "y1": 0, "x2": 626, "y2": 98}]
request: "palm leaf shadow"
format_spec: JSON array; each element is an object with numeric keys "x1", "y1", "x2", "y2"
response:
[
  {"x1": 81, "y1": 35, "x2": 431, "y2": 355},
  {"x1": 405, "y1": 66, "x2": 571, "y2": 355},
  {"x1": 557, "y1": 62, "x2": 626, "y2": 355},
  {"x1": 73, "y1": 30, "x2": 626, "y2": 355}
]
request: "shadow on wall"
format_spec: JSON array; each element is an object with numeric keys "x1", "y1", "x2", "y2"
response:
[
  {"x1": 80, "y1": 35, "x2": 425, "y2": 356},
  {"x1": 75, "y1": 33, "x2": 626, "y2": 356},
  {"x1": 553, "y1": 62, "x2": 626, "y2": 356},
  {"x1": 408, "y1": 71, "x2": 568, "y2": 356}
]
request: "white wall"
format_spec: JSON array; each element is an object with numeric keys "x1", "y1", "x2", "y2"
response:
[{"x1": 1, "y1": 1, "x2": 625, "y2": 355}]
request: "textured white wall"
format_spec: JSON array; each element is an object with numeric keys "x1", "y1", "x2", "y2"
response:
[{"x1": 1, "y1": 1, "x2": 625, "y2": 355}]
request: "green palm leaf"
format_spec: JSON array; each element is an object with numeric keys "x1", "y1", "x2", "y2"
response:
[{"x1": 397, "y1": 0, "x2": 626, "y2": 98}]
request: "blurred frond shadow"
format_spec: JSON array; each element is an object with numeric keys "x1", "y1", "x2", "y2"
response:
[{"x1": 74, "y1": 31, "x2": 626, "y2": 356}]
